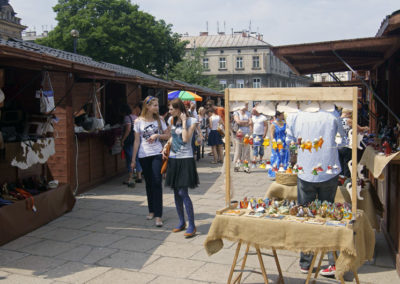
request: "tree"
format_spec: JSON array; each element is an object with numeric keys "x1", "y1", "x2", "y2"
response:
[
  {"x1": 37, "y1": 0, "x2": 186, "y2": 76},
  {"x1": 169, "y1": 47, "x2": 220, "y2": 91}
]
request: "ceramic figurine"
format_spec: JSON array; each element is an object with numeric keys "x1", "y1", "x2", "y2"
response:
[
  {"x1": 297, "y1": 206, "x2": 305, "y2": 217},
  {"x1": 256, "y1": 206, "x2": 265, "y2": 213},
  {"x1": 316, "y1": 163, "x2": 324, "y2": 172},
  {"x1": 333, "y1": 164, "x2": 339, "y2": 174},
  {"x1": 249, "y1": 136, "x2": 253, "y2": 145},
  {"x1": 277, "y1": 139, "x2": 283, "y2": 151},
  {"x1": 263, "y1": 137, "x2": 270, "y2": 147},
  {"x1": 326, "y1": 165, "x2": 333, "y2": 174},
  {"x1": 318, "y1": 136, "x2": 324, "y2": 149},
  {"x1": 278, "y1": 206, "x2": 289, "y2": 215},
  {"x1": 293, "y1": 164, "x2": 299, "y2": 173},
  {"x1": 289, "y1": 205, "x2": 298, "y2": 215},
  {"x1": 236, "y1": 129, "x2": 244, "y2": 139},
  {"x1": 278, "y1": 164, "x2": 285, "y2": 173},
  {"x1": 252, "y1": 199, "x2": 257, "y2": 209},
  {"x1": 243, "y1": 134, "x2": 250, "y2": 145},
  {"x1": 300, "y1": 141, "x2": 306, "y2": 152},
  {"x1": 305, "y1": 207, "x2": 314, "y2": 218},
  {"x1": 263, "y1": 198, "x2": 270, "y2": 208},
  {"x1": 251, "y1": 160, "x2": 257, "y2": 168},
  {"x1": 383, "y1": 140, "x2": 392, "y2": 156},
  {"x1": 313, "y1": 138, "x2": 319, "y2": 152},
  {"x1": 234, "y1": 160, "x2": 241, "y2": 172},
  {"x1": 272, "y1": 163, "x2": 278, "y2": 172},
  {"x1": 268, "y1": 207, "x2": 277, "y2": 214},
  {"x1": 297, "y1": 136, "x2": 302, "y2": 146},
  {"x1": 311, "y1": 167, "x2": 318, "y2": 175},
  {"x1": 298, "y1": 166, "x2": 304, "y2": 174},
  {"x1": 272, "y1": 139, "x2": 277, "y2": 151},
  {"x1": 305, "y1": 140, "x2": 312, "y2": 153},
  {"x1": 259, "y1": 162, "x2": 266, "y2": 169},
  {"x1": 289, "y1": 141, "x2": 297, "y2": 152},
  {"x1": 266, "y1": 160, "x2": 272, "y2": 170},
  {"x1": 286, "y1": 166, "x2": 293, "y2": 174}
]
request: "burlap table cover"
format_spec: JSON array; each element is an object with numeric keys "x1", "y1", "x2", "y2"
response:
[
  {"x1": 204, "y1": 210, "x2": 375, "y2": 280},
  {"x1": 359, "y1": 146, "x2": 400, "y2": 179},
  {"x1": 264, "y1": 182, "x2": 380, "y2": 230}
]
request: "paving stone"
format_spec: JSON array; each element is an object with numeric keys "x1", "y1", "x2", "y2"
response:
[
  {"x1": 71, "y1": 232, "x2": 125, "y2": 247},
  {"x1": 1, "y1": 236, "x2": 42, "y2": 251},
  {"x1": 42, "y1": 261, "x2": 110, "y2": 283},
  {"x1": 82, "y1": 221, "x2": 131, "y2": 234},
  {"x1": 150, "y1": 241, "x2": 204, "y2": 258},
  {"x1": 2, "y1": 255, "x2": 66, "y2": 276},
  {"x1": 190, "y1": 247, "x2": 241, "y2": 265},
  {"x1": 238, "y1": 249, "x2": 297, "y2": 272},
  {"x1": 91, "y1": 212, "x2": 134, "y2": 223},
  {"x1": 48, "y1": 216, "x2": 97, "y2": 230},
  {"x1": 109, "y1": 236, "x2": 162, "y2": 252},
  {"x1": 140, "y1": 257, "x2": 205, "y2": 278},
  {"x1": 36, "y1": 228, "x2": 91, "y2": 242},
  {"x1": 25, "y1": 224, "x2": 57, "y2": 237},
  {"x1": 0, "y1": 249, "x2": 28, "y2": 265},
  {"x1": 98, "y1": 251, "x2": 160, "y2": 270},
  {"x1": 0, "y1": 273, "x2": 54, "y2": 284},
  {"x1": 64, "y1": 208, "x2": 105, "y2": 219},
  {"x1": 18, "y1": 240, "x2": 78, "y2": 257},
  {"x1": 188, "y1": 262, "x2": 233, "y2": 283},
  {"x1": 55, "y1": 245, "x2": 117, "y2": 264},
  {"x1": 113, "y1": 225, "x2": 172, "y2": 240},
  {"x1": 86, "y1": 268, "x2": 156, "y2": 284},
  {"x1": 357, "y1": 265, "x2": 399, "y2": 284},
  {"x1": 151, "y1": 275, "x2": 209, "y2": 284}
]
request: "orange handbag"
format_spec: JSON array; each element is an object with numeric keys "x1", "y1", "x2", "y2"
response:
[{"x1": 161, "y1": 142, "x2": 171, "y2": 174}]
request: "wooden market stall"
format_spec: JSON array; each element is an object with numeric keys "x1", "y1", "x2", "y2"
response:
[{"x1": 204, "y1": 87, "x2": 375, "y2": 284}]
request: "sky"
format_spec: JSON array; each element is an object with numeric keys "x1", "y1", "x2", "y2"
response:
[{"x1": 10, "y1": 0, "x2": 400, "y2": 46}]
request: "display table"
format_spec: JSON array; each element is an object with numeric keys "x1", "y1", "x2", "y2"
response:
[
  {"x1": 264, "y1": 181, "x2": 381, "y2": 230},
  {"x1": 205, "y1": 211, "x2": 374, "y2": 283},
  {"x1": 0, "y1": 183, "x2": 76, "y2": 245},
  {"x1": 359, "y1": 146, "x2": 400, "y2": 179}
]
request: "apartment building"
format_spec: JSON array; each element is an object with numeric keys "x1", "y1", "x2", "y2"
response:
[{"x1": 182, "y1": 31, "x2": 311, "y2": 90}]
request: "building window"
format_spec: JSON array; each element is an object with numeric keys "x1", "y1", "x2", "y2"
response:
[
  {"x1": 219, "y1": 57, "x2": 226, "y2": 69},
  {"x1": 252, "y1": 56, "x2": 260, "y2": 68},
  {"x1": 236, "y1": 79, "x2": 244, "y2": 88},
  {"x1": 236, "y1": 57, "x2": 243, "y2": 69},
  {"x1": 253, "y1": 78, "x2": 261, "y2": 88},
  {"x1": 219, "y1": 80, "x2": 227, "y2": 90},
  {"x1": 203, "y1": 58, "x2": 209, "y2": 70}
]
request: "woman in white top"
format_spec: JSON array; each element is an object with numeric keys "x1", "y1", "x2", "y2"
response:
[
  {"x1": 233, "y1": 103, "x2": 251, "y2": 171},
  {"x1": 206, "y1": 109, "x2": 224, "y2": 164},
  {"x1": 132, "y1": 96, "x2": 169, "y2": 227},
  {"x1": 163, "y1": 98, "x2": 199, "y2": 238}
]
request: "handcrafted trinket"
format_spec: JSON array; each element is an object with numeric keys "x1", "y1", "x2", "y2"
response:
[
  {"x1": 316, "y1": 163, "x2": 324, "y2": 172},
  {"x1": 272, "y1": 139, "x2": 277, "y2": 150},
  {"x1": 234, "y1": 160, "x2": 241, "y2": 172},
  {"x1": 383, "y1": 141, "x2": 392, "y2": 156},
  {"x1": 333, "y1": 164, "x2": 339, "y2": 174},
  {"x1": 263, "y1": 137, "x2": 270, "y2": 146},
  {"x1": 256, "y1": 206, "x2": 265, "y2": 213},
  {"x1": 313, "y1": 139, "x2": 319, "y2": 152},
  {"x1": 236, "y1": 130, "x2": 244, "y2": 139},
  {"x1": 293, "y1": 164, "x2": 298, "y2": 173},
  {"x1": 326, "y1": 165, "x2": 333, "y2": 174},
  {"x1": 278, "y1": 164, "x2": 285, "y2": 173},
  {"x1": 251, "y1": 160, "x2": 257, "y2": 169},
  {"x1": 297, "y1": 136, "x2": 302, "y2": 145},
  {"x1": 296, "y1": 206, "x2": 305, "y2": 217},
  {"x1": 268, "y1": 207, "x2": 277, "y2": 214},
  {"x1": 272, "y1": 163, "x2": 278, "y2": 172},
  {"x1": 305, "y1": 140, "x2": 312, "y2": 153},
  {"x1": 278, "y1": 206, "x2": 289, "y2": 215},
  {"x1": 243, "y1": 134, "x2": 250, "y2": 145},
  {"x1": 266, "y1": 160, "x2": 272, "y2": 170},
  {"x1": 311, "y1": 167, "x2": 318, "y2": 175},
  {"x1": 259, "y1": 162, "x2": 266, "y2": 169},
  {"x1": 289, "y1": 205, "x2": 298, "y2": 215},
  {"x1": 249, "y1": 136, "x2": 253, "y2": 145},
  {"x1": 254, "y1": 136, "x2": 261, "y2": 146},
  {"x1": 300, "y1": 142, "x2": 305, "y2": 152},
  {"x1": 247, "y1": 201, "x2": 253, "y2": 210},
  {"x1": 285, "y1": 166, "x2": 293, "y2": 174},
  {"x1": 297, "y1": 166, "x2": 304, "y2": 174},
  {"x1": 318, "y1": 136, "x2": 324, "y2": 148},
  {"x1": 289, "y1": 141, "x2": 297, "y2": 152},
  {"x1": 277, "y1": 139, "x2": 283, "y2": 151}
]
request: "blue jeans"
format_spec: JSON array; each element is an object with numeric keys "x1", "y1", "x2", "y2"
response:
[
  {"x1": 139, "y1": 154, "x2": 163, "y2": 218},
  {"x1": 123, "y1": 143, "x2": 142, "y2": 173},
  {"x1": 252, "y1": 134, "x2": 264, "y2": 158},
  {"x1": 298, "y1": 175, "x2": 338, "y2": 269}
]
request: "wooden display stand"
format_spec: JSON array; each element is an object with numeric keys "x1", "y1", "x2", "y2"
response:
[{"x1": 222, "y1": 87, "x2": 359, "y2": 284}]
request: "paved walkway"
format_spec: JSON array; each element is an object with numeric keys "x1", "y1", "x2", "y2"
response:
[{"x1": 0, "y1": 151, "x2": 398, "y2": 283}]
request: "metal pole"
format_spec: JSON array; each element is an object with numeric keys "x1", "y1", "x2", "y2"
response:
[
  {"x1": 332, "y1": 50, "x2": 400, "y2": 124},
  {"x1": 73, "y1": 38, "x2": 77, "y2": 54}
]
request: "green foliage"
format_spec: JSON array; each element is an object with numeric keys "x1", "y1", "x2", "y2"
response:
[
  {"x1": 36, "y1": 0, "x2": 186, "y2": 75},
  {"x1": 169, "y1": 47, "x2": 220, "y2": 91}
]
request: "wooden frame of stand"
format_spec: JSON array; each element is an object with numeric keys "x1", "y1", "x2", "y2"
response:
[{"x1": 223, "y1": 87, "x2": 359, "y2": 284}]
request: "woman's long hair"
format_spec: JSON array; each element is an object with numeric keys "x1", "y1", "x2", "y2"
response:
[
  {"x1": 140, "y1": 96, "x2": 162, "y2": 129},
  {"x1": 169, "y1": 98, "x2": 189, "y2": 126}
]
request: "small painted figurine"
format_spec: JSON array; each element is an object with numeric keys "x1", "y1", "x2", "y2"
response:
[
  {"x1": 305, "y1": 140, "x2": 312, "y2": 153},
  {"x1": 383, "y1": 140, "x2": 392, "y2": 156},
  {"x1": 326, "y1": 165, "x2": 333, "y2": 174},
  {"x1": 300, "y1": 142, "x2": 305, "y2": 152},
  {"x1": 316, "y1": 163, "x2": 324, "y2": 172},
  {"x1": 333, "y1": 164, "x2": 339, "y2": 174},
  {"x1": 243, "y1": 134, "x2": 250, "y2": 145},
  {"x1": 278, "y1": 164, "x2": 285, "y2": 173},
  {"x1": 311, "y1": 167, "x2": 318, "y2": 175},
  {"x1": 263, "y1": 137, "x2": 270, "y2": 147},
  {"x1": 277, "y1": 139, "x2": 283, "y2": 151},
  {"x1": 266, "y1": 160, "x2": 272, "y2": 170},
  {"x1": 297, "y1": 136, "x2": 302, "y2": 146},
  {"x1": 318, "y1": 136, "x2": 324, "y2": 149},
  {"x1": 272, "y1": 139, "x2": 278, "y2": 151},
  {"x1": 313, "y1": 138, "x2": 319, "y2": 152},
  {"x1": 297, "y1": 166, "x2": 304, "y2": 174}
]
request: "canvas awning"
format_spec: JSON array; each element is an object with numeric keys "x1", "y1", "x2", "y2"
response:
[{"x1": 272, "y1": 36, "x2": 400, "y2": 75}]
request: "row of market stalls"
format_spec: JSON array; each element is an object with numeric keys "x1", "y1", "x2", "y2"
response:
[
  {"x1": 0, "y1": 37, "x2": 221, "y2": 245},
  {"x1": 272, "y1": 10, "x2": 400, "y2": 276}
]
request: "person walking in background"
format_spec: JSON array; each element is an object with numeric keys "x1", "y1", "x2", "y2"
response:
[
  {"x1": 205, "y1": 99, "x2": 225, "y2": 123},
  {"x1": 233, "y1": 103, "x2": 251, "y2": 172},
  {"x1": 131, "y1": 96, "x2": 169, "y2": 227},
  {"x1": 120, "y1": 104, "x2": 142, "y2": 187},
  {"x1": 206, "y1": 109, "x2": 224, "y2": 164},
  {"x1": 197, "y1": 106, "x2": 208, "y2": 160},
  {"x1": 268, "y1": 111, "x2": 289, "y2": 178},
  {"x1": 250, "y1": 107, "x2": 268, "y2": 163},
  {"x1": 163, "y1": 98, "x2": 199, "y2": 238}
]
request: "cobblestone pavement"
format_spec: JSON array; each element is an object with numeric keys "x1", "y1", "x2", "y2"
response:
[{"x1": 0, "y1": 150, "x2": 397, "y2": 283}]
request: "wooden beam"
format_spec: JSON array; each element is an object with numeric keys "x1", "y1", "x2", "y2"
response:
[
  {"x1": 352, "y1": 87, "x2": 358, "y2": 215},
  {"x1": 224, "y1": 88, "x2": 231, "y2": 207},
  {"x1": 228, "y1": 87, "x2": 355, "y2": 101}
]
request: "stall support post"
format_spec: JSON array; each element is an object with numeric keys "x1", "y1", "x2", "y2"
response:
[
  {"x1": 224, "y1": 89, "x2": 231, "y2": 208},
  {"x1": 352, "y1": 87, "x2": 358, "y2": 215}
]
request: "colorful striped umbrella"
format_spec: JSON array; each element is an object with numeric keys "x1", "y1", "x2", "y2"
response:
[{"x1": 167, "y1": 90, "x2": 203, "y2": 101}]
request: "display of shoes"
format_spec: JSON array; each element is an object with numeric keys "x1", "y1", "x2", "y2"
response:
[{"x1": 320, "y1": 265, "x2": 336, "y2": 277}]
